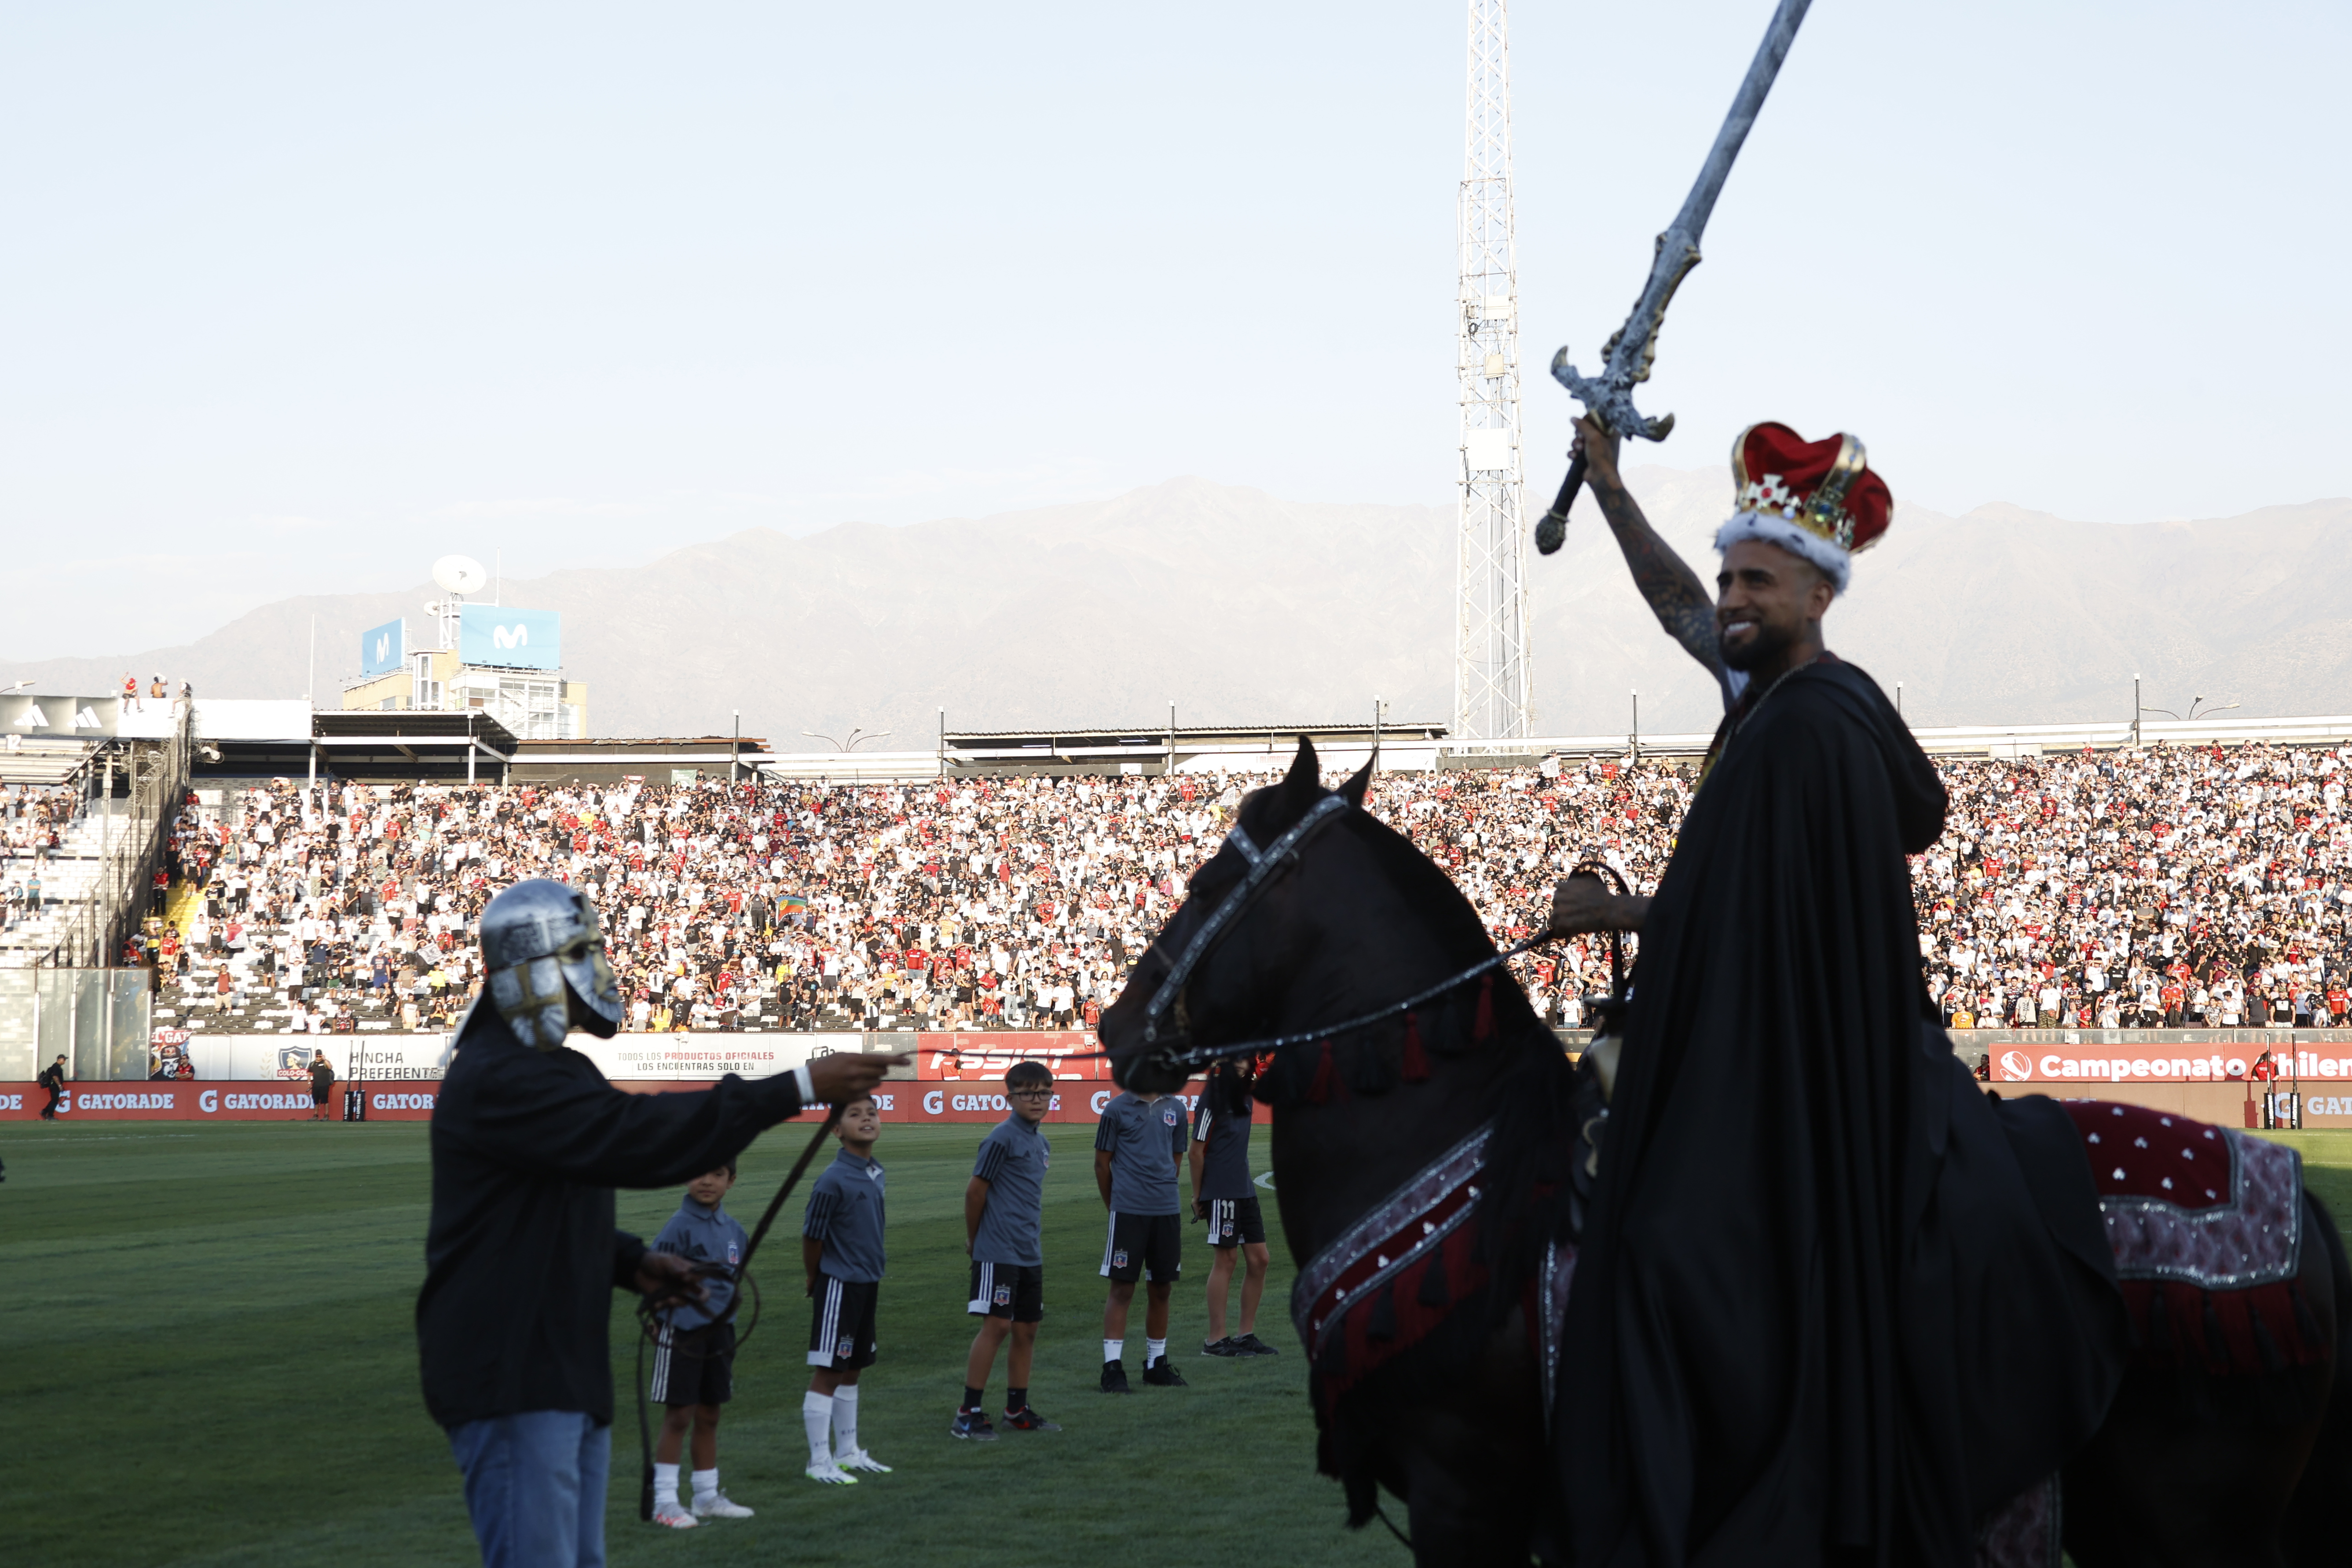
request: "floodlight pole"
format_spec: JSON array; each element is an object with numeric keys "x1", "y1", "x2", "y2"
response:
[
  {"x1": 1630, "y1": 689, "x2": 1640, "y2": 761},
  {"x1": 1372, "y1": 694, "x2": 1384, "y2": 773},
  {"x1": 937, "y1": 707, "x2": 945, "y2": 781},
  {"x1": 731, "y1": 710, "x2": 740, "y2": 783},
  {"x1": 2132, "y1": 674, "x2": 2141, "y2": 748}
]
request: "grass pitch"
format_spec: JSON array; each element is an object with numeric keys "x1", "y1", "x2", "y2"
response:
[
  {"x1": 0, "y1": 1119, "x2": 1396, "y2": 1568},
  {"x1": 6, "y1": 1121, "x2": 2351, "y2": 1568}
]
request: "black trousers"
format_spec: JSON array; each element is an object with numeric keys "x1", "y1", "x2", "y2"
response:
[{"x1": 40, "y1": 1084, "x2": 61, "y2": 1119}]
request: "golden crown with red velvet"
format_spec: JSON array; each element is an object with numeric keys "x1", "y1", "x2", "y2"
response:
[{"x1": 1715, "y1": 421, "x2": 1893, "y2": 593}]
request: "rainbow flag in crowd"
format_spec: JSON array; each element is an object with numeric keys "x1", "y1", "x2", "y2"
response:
[{"x1": 778, "y1": 892, "x2": 808, "y2": 918}]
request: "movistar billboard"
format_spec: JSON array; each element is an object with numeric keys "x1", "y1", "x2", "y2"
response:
[
  {"x1": 359, "y1": 618, "x2": 405, "y2": 678},
  {"x1": 459, "y1": 605, "x2": 562, "y2": 671}
]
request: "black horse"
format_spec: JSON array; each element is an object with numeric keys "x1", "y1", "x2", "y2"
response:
[{"x1": 1100, "y1": 740, "x2": 2352, "y2": 1568}]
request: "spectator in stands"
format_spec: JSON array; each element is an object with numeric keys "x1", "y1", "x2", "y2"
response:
[{"x1": 136, "y1": 739, "x2": 2347, "y2": 1048}]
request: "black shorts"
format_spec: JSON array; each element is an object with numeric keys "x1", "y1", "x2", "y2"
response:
[
  {"x1": 1099, "y1": 1210, "x2": 1181, "y2": 1284},
  {"x1": 808, "y1": 1275, "x2": 879, "y2": 1370},
  {"x1": 1202, "y1": 1194, "x2": 1266, "y2": 1250},
  {"x1": 968, "y1": 1260, "x2": 1044, "y2": 1323},
  {"x1": 311, "y1": 1084, "x2": 331, "y2": 1105},
  {"x1": 651, "y1": 1319, "x2": 735, "y2": 1407}
]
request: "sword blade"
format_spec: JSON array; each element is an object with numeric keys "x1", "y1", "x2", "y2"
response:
[
  {"x1": 1538, "y1": 0, "x2": 1814, "y2": 553},
  {"x1": 1670, "y1": 0, "x2": 1814, "y2": 246}
]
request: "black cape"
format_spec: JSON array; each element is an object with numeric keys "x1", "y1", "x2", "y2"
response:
[
  {"x1": 416, "y1": 1005, "x2": 806, "y2": 1429},
  {"x1": 1557, "y1": 658, "x2": 2123, "y2": 1567}
]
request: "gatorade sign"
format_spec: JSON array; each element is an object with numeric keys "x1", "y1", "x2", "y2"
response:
[{"x1": 0, "y1": 1081, "x2": 440, "y2": 1121}]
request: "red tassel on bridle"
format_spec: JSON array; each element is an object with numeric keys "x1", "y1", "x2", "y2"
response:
[
  {"x1": 1308, "y1": 1039, "x2": 1340, "y2": 1104},
  {"x1": 1473, "y1": 972, "x2": 1495, "y2": 1043},
  {"x1": 1401, "y1": 1011, "x2": 1431, "y2": 1082}
]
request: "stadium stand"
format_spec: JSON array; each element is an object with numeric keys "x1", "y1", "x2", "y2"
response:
[
  {"x1": 0, "y1": 784, "x2": 107, "y2": 966},
  {"x1": 124, "y1": 741, "x2": 2348, "y2": 1040}
]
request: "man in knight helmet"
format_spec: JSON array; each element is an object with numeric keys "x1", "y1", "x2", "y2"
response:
[
  {"x1": 418, "y1": 877, "x2": 902, "y2": 1568},
  {"x1": 1543, "y1": 419, "x2": 2125, "y2": 1566}
]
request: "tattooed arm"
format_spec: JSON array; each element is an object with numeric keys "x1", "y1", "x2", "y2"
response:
[{"x1": 1572, "y1": 415, "x2": 1726, "y2": 688}]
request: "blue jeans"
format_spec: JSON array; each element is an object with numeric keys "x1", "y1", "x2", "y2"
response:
[{"x1": 446, "y1": 1410, "x2": 610, "y2": 1568}]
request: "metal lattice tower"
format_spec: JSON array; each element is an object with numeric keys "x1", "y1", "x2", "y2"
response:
[{"x1": 1452, "y1": 0, "x2": 1531, "y2": 744}]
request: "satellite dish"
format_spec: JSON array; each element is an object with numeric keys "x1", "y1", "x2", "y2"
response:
[{"x1": 432, "y1": 555, "x2": 487, "y2": 595}]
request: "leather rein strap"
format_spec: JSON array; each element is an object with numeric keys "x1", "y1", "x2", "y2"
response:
[{"x1": 1139, "y1": 791, "x2": 1556, "y2": 1076}]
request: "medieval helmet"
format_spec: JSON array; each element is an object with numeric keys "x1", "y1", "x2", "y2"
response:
[{"x1": 479, "y1": 879, "x2": 623, "y2": 1048}]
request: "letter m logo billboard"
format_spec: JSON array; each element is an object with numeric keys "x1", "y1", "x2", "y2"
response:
[{"x1": 459, "y1": 605, "x2": 562, "y2": 671}]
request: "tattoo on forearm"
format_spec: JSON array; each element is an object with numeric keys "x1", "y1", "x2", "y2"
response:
[{"x1": 1590, "y1": 474, "x2": 1722, "y2": 676}]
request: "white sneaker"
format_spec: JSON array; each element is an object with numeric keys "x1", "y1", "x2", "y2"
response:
[
  {"x1": 804, "y1": 1462, "x2": 860, "y2": 1485},
  {"x1": 651, "y1": 1503, "x2": 699, "y2": 1529},
  {"x1": 693, "y1": 1491, "x2": 755, "y2": 1518},
  {"x1": 836, "y1": 1448, "x2": 893, "y2": 1474}
]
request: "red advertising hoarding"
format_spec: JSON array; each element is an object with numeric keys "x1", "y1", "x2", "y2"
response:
[{"x1": 0, "y1": 1078, "x2": 1261, "y2": 1124}]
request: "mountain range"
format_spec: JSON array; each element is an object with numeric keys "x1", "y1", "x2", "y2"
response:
[{"x1": 7, "y1": 473, "x2": 2348, "y2": 748}]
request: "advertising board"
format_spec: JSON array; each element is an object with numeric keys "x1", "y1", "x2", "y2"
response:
[
  {"x1": 459, "y1": 604, "x2": 561, "y2": 671},
  {"x1": 0, "y1": 1081, "x2": 440, "y2": 1120},
  {"x1": 1986, "y1": 1041, "x2": 2352, "y2": 1128},
  {"x1": 0, "y1": 695, "x2": 120, "y2": 738},
  {"x1": 162, "y1": 1033, "x2": 456, "y2": 1082},
  {"x1": 0, "y1": 1074, "x2": 1263, "y2": 1123},
  {"x1": 359, "y1": 618, "x2": 406, "y2": 678},
  {"x1": 572, "y1": 1033, "x2": 864, "y2": 1081},
  {"x1": 915, "y1": 1030, "x2": 1109, "y2": 1081}
]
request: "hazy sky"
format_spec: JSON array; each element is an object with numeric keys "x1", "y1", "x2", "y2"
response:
[{"x1": 3, "y1": 0, "x2": 2345, "y2": 659}]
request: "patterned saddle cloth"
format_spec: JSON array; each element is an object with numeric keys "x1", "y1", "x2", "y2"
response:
[{"x1": 2058, "y1": 1099, "x2": 2324, "y2": 1374}]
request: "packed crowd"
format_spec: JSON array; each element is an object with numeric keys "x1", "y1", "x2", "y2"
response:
[
  {"x1": 133, "y1": 740, "x2": 2349, "y2": 1038},
  {"x1": 1919, "y1": 744, "x2": 2348, "y2": 1031}
]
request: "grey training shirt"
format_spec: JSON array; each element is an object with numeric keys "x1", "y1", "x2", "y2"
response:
[
  {"x1": 970, "y1": 1114, "x2": 1050, "y2": 1268},
  {"x1": 1094, "y1": 1091, "x2": 1187, "y2": 1215},
  {"x1": 1191, "y1": 1092, "x2": 1254, "y2": 1202},
  {"x1": 650, "y1": 1194, "x2": 748, "y2": 1329},
  {"x1": 803, "y1": 1147, "x2": 888, "y2": 1283}
]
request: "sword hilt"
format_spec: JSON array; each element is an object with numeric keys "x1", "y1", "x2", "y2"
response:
[{"x1": 1535, "y1": 452, "x2": 1586, "y2": 556}]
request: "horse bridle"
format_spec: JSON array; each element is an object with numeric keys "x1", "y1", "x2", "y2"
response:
[{"x1": 1137, "y1": 791, "x2": 1561, "y2": 1077}]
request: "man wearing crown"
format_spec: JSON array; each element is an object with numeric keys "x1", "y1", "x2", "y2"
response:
[{"x1": 1544, "y1": 418, "x2": 2124, "y2": 1566}]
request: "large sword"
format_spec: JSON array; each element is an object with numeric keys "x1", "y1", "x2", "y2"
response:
[{"x1": 1534, "y1": 0, "x2": 1813, "y2": 556}]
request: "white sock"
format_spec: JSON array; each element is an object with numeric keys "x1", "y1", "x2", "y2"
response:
[
  {"x1": 692, "y1": 1467, "x2": 718, "y2": 1503},
  {"x1": 802, "y1": 1391, "x2": 834, "y2": 1467},
  {"x1": 1103, "y1": 1338, "x2": 1123, "y2": 1365},
  {"x1": 831, "y1": 1384, "x2": 861, "y2": 1454},
  {"x1": 1147, "y1": 1337, "x2": 1167, "y2": 1365},
  {"x1": 653, "y1": 1462, "x2": 680, "y2": 1509}
]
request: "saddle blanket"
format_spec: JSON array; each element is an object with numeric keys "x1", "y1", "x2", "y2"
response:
[{"x1": 2058, "y1": 1099, "x2": 2322, "y2": 1374}]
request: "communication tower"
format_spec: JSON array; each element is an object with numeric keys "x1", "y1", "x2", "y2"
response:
[{"x1": 1452, "y1": 0, "x2": 1531, "y2": 743}]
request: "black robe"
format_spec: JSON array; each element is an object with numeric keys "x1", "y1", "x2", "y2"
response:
[{"x1": 1557, "y1": 658, "x2": 2123, "y2": 1567}]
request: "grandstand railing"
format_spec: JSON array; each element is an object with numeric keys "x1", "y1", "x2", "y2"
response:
[
  {"x1": 1950, "y1": 1028, "x2": 2352, "y2": 1048},
  {"x1": 42, "y1": 711, "x2": 194, "y2": 970},
  {"x1": 753, "y1": 713, "x2": 2352, "y2": 780}
]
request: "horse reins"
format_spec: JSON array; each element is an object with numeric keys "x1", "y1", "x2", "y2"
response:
[{"x1": 1135, "y1": 795, "x2": 1645, "y2": 1078}]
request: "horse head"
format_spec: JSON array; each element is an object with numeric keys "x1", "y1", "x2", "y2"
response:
[
  {"x1": 1099, "y1": 736, "x2": 1551, "y2": 1202},
  {"x1": 1099, "y1": 734, "x2": 1429, "y2": 1095}
]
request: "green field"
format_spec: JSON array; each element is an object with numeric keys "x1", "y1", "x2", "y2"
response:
[
  {"x1": 7, "y1": 1122, "x2": 2352, "y2": 1568},
  {"x1": 0, "y1": 1119, "x2": 1396, "y2": 1568}
]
